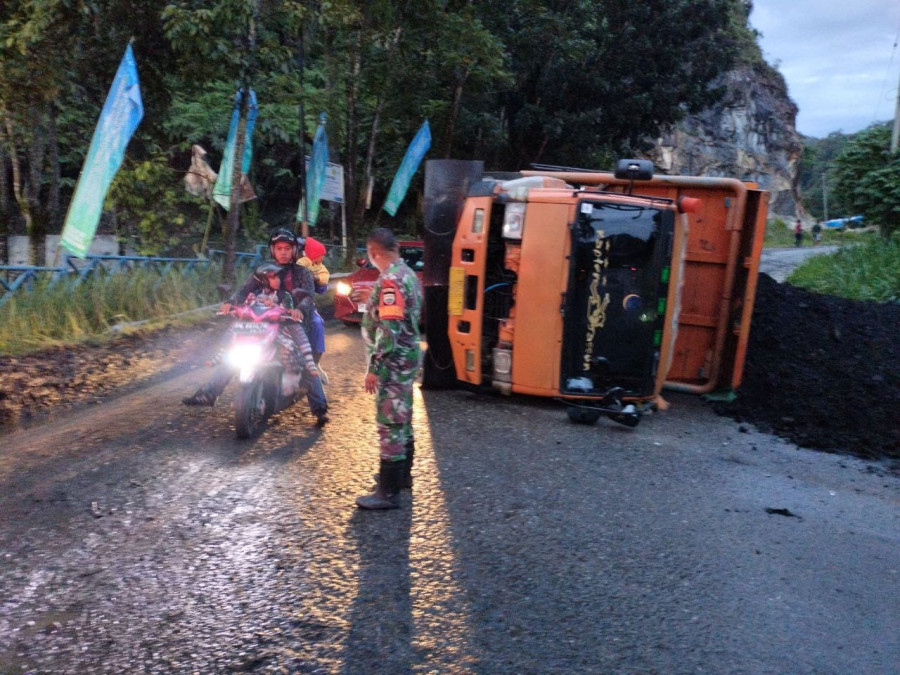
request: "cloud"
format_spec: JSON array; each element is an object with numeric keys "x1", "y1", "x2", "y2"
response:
[{"x1": 750, "y1": 0, "x2": 900, "y2": 137}]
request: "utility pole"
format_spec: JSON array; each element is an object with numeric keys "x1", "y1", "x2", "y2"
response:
[
  {"x1": 822, "y1": 172, "x2": 829, "y2": 222},
  {"x1": 891, "y1": 67, "x2": 900, "y2": 153}
]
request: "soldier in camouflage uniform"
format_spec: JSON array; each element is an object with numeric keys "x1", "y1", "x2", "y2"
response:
[{"x1": 356, "y1": 228, "x2": 423, "y2": 510}]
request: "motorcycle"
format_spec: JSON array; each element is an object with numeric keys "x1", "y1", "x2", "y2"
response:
[{"x1": 221, "y1": 302, "x2": 307, "y2": 439}]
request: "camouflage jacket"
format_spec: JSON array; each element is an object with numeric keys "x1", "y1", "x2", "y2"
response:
[{"x1": 362, "y1": 258, "x2": 423, "y2": 377}]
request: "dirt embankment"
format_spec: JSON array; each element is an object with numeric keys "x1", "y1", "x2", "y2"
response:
[{"x1": 1, "y1": 277, "x2": 898, "y2": 460}]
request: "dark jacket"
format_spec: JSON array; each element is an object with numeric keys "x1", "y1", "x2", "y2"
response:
[{"x1": 229, "y1": 263, "x2": 316, "y2": 318}]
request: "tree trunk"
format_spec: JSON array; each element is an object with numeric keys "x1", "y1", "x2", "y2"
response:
[
  {"x1": 443, "y1": 65, "x2": 471, "y2": 159},
  {"x1": 343, "y1": 25, "x2": 363, "y2": 257},
  {"x1": 353, "y1": 26, "x2": 403, "y2": 234},
  {"x1": 47, "y1": 103, "x2": 61, "y2": 229}
]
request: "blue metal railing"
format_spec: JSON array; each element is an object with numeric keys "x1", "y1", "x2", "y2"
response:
[{"x1": 1, "y1": 253, "x2": 250, "y2": 307}]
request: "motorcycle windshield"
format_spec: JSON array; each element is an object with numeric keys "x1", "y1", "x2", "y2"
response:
[{"x1": 560, "y1": 199, "x2": 674, "y2": 398}]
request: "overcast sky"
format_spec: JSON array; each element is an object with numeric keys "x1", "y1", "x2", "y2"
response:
[{"x1": 749, "y1": 0, "x2": 900, "y2": 138}]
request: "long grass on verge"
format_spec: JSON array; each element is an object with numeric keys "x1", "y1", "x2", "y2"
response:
[
  {"x1": 788, "y1": 234, "x2": 900, "y2": 303},
  {"x1": 763, "y1": 218, "x2": 875, "y2": 249},
  {"x1": 0, "y1": 266, "x2": 225, "y2": 355}
]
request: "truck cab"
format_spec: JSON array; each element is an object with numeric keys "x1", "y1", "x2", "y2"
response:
[{"x1": 422, "y1": 160, "x2": 767, "y2": 426}]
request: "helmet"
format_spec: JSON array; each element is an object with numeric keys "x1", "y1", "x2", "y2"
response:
[
  {"x1": 268, "y1": 227, "x2": 298, "y2": 261},
  {"x1": 253, "y1": 262, "x2": 283, "y2": 285}
]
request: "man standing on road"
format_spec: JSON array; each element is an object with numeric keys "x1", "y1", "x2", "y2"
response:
[
  {"x1": 356, "y1": 228, "x2": 423, "y2": 510},
  {"x1": 794, "y1": 218, "x2": 803, "y2": 247}
]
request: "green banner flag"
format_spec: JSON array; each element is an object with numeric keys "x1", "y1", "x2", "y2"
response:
[
  {"x1": 297, "y1": 115, "x2": 329, "y2": 227},
  {"x1": 60, "y1": 44, "x2": 143, "y2": 258},
  {"x1": 384, "y1": 120, "x2": 431, "y2": 217},
  {"x1": 213, "y1": 89, "x2": 258, "y2": 211}
]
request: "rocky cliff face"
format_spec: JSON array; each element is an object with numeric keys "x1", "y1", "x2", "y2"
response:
[{"x1": 646, "y1": 64, "x2": 803, "y2": 220}]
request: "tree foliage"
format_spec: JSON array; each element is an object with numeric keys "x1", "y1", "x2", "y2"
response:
[
  {"x1": 832, "y1": 124, "x2": 900, "y2": 238},
  {"x1": 1, "y1": 0, "x2": 763, "y2": 257}
]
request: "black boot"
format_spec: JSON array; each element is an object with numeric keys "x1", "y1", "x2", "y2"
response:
[
  {"x1": 372, "y1": 439, "x2": 414, "y2": 489},
  {"x1": 357, "y1": 460, "x2": 404, "y2": 510},
  {"x1": 401, "y1": 438, "x2": 415, "y2": 489}
]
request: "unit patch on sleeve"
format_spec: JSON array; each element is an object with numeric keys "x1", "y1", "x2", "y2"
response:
[{"x1": 378, "y1": 279, "x2": 405, "y2": 319}]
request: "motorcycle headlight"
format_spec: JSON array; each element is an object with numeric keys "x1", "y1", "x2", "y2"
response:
[
  {"x1": 227, "y1": 344, "x2": 262, "y2": 368},
  {"x1": 336, "y1": 281, "x2": 352, "y2": 296}
]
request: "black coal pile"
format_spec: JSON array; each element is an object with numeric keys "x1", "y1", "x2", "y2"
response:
[{"x1": 712, "y1": 273, "x2": 900, "y2": 460}]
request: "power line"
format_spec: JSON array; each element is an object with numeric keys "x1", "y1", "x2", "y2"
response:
[{"x1": 872, "y1": 16, "x2": 900, "y2": 123}]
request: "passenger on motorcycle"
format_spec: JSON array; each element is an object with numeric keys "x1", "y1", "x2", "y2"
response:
[
  {"x1": 183, "y1": 232, "x2": 330, "y2": 426},
  {"x1": 296, "y1": 236, "x2": 329, "y2": 378},
  {"x1": 237, "y1": 262, "x2": 319, "y2": 378}
]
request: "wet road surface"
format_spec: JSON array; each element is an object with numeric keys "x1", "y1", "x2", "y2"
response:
[{"x1": 1, "y1": 327, "x2": 898, "y2": 673}]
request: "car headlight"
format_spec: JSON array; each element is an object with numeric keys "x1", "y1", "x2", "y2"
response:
[
  {"x1": 227, "y1": 344, "x2": 262, "y2": 368},
  {"x1": 336, "y1": 281, "x2": 352, "y2": 296}
]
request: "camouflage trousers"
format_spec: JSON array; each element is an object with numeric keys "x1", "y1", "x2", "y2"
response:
[{"x1": 375, "y1": 369, "x2": 417, "y2": 462}]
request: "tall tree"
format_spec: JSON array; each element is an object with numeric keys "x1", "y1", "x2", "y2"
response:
[
  {"x1": 833, "y1": 123, "x2": 900, "y2": 238},
  {"x1": 474, "y1": 0, "x2": 746, "y2": 169}
]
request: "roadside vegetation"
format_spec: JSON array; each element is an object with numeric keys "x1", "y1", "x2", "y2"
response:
[
  {"x1": 0, "y1": 267, "x2": 223, "y2": 355},
  {"x1": 787, "y1": 233, "x2": 900, "y2": 303},
  {"x1": 763, "y1": 218, "x2": 899, "y2": 302},
  {"x1": 763, "y1": 217, "x2": 876, "y2": 249}
]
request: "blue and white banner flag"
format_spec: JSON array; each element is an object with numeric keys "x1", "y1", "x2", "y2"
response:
[
  {"x1": 60, "y1": 44, "x2": 143, "y2": 258},
  {"x1": 298, "y1": 115, "x2": 329, "y2": 227},
  {"x1": 213, "y1": 88, "x2": 258, "y2": 211},
  {"x1": 383, "y1": 120, "x2": 431, "y2": 217}
]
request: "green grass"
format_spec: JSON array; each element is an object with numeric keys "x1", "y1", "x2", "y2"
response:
[
  {"x1": 787, "y1": 233, "x2": 900, "y2": 302},
  {"x1": 0, "y1": 266, "x2": 227, "y2": 355},
  {"x1": 763, "y1": 217, "x2": 876, "y2": 249}
]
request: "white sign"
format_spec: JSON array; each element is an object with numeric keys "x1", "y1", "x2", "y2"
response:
[{"x1": 305, "y1": 158, "x2": 344, "y2": 203}]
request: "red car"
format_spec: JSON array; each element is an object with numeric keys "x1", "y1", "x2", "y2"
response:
[{"x1": 333, "y1": 240, "x2": 424, "y2": 325}]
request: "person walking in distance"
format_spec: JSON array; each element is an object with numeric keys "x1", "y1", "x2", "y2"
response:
[
  {"x1": 794, "y1": 219, "x2": 803, "y2": 247},
  {"x1": 356, "y1": 228, "x2": 423, "y2": 510},
  {"x1": 812, "y1": 220, "x2": 822, "y2": 245}
]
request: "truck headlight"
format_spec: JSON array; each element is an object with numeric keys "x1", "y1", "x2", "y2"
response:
[
  {"x1": 502, "y1": 203, "x2": 526, "y2": 240},
  {"x1": 336, "y1": 281, "x2": 352, "y2": 296}
]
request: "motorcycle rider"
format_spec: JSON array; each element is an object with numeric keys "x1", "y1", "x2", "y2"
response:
[{"x1": 183, "y1": 229, "x2": 330, "y2": 426}]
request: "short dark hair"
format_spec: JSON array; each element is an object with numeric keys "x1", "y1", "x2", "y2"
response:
[{"x1": 366, "y1": 227, "x2": 398, "y2": 252}]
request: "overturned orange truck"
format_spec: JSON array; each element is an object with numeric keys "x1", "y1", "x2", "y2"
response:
[{"x1": 421, "y1": 159, "x2": 768, "y2": 427}]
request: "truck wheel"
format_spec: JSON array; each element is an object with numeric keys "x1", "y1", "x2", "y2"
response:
[
  {"x1": 567, "y1": 405, "x2": 602, "y2": 425},
  {"x1": 235, "y1": 379, "x2": 267, "y2": 439}
]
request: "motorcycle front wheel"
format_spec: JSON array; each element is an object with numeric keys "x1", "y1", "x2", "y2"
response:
[{"x1": 235, "y1": 378, "x2": 267, "y2": 439}]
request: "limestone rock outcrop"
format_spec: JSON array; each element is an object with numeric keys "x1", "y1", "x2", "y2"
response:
[{"x1": 647, "y1": 64, "x2": 803, "y2": 220}]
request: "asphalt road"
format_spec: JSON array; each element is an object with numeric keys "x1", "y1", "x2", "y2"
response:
[
  {"x1": 758, "y1": 245, "x2": 841, "y2": 283},
  {"x1": 0, "y1": 326, "x2": 898, "y2": 673}
]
